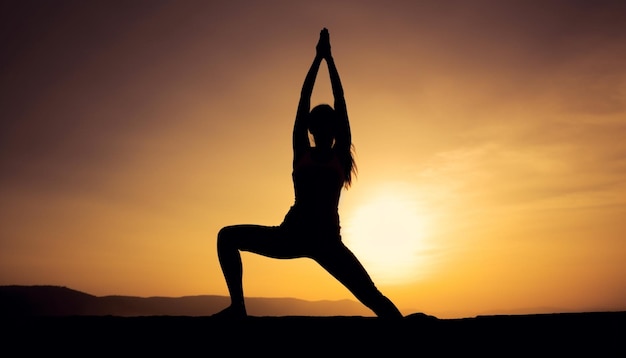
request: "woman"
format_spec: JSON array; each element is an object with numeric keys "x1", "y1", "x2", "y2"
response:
[{"x1": 214, "y1": 28, "x2": 402, "y2": 319}]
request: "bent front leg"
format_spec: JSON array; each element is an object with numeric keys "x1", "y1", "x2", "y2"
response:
[
  {"x1": 217, "y1": 225, "x2": 247, "y2": 312},
  {"x1": 216, "y1": 224, "x2": 302, "y2": 315}
]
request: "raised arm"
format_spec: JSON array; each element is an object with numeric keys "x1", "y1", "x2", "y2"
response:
[
  {"x1": 293, "y1": 44, "x2": 323, "y2": 164},
  {"x1": 322, "y1": 31, "x2": 351, "y2": 154}
]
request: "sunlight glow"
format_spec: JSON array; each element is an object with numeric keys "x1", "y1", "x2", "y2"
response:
[{"x1": 343, "y1": 184, "x2": 433, "y2": 285}]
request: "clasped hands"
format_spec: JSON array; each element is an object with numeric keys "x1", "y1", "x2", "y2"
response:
[{"x1": 316, "y1": 28, "x2": 332, "y2": 60}]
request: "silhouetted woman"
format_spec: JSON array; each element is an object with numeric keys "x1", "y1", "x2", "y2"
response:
[{"x1": 214, "y1": 28, "x2": 402, "y2": 319}]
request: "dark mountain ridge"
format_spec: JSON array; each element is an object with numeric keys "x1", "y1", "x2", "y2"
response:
[
  {"x1": 0, "y1": 285, "x2": 372, "y2": 317},
  {"x1": 4, "y1": 286, "x2": 625, "y2": 356}
]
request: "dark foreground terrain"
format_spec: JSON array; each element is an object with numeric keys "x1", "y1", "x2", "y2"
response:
[{"x1": 4, "y1": 311, "x2": 625, "y2": 357}]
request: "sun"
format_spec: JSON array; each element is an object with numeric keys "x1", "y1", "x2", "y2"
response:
[{"x1": 342, "y1": 184, "x2": 434, "y2": 285}]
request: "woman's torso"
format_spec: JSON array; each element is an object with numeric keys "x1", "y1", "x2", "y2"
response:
[{"x1": 281, "y1": 148, "x2": 345, "y2": 236}]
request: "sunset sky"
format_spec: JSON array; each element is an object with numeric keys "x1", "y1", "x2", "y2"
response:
[{"x1": 1, "y1": 0, "x2": 625, "y2": 318}]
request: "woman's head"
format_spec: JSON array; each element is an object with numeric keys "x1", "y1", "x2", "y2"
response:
[
  {"x1": 307, "y1": 103, "x2": 357, "y2": 188},
  {"x1": 308, "y1": 104, "x2": 337, "y2": 148}
]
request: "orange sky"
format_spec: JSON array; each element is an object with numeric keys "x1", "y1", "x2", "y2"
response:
[{"x1": 1, "y1": 0, "x2": 625, "y2": 318}]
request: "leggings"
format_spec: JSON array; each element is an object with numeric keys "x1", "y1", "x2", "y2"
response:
[{"x1": 217, "y1": 224, "x2": 402, "y2": 318}]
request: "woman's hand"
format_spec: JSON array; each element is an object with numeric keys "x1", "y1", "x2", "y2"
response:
[{"x1": 316, "y1": 28, "x2": 331, "y2": 59}]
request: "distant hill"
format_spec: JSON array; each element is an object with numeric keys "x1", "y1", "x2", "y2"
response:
[
  {"x1": 0, "y1": 285, "x2": 373, "y2": 317},
  {"x1": 4, "y1": 286, "x2": 625, "y2": 356}
]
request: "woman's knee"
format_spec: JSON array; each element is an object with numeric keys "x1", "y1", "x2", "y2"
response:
[{"x1": 217, "y1": 225, "x2": 238, "y2": 250}]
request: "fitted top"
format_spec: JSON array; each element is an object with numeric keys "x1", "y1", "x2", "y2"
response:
[{"x1": 281, "y1": 148, "x2": 345, "y2": 236}]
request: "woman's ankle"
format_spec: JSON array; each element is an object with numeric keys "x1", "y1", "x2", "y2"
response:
[{"x1": 212, "y1": 304, "x2": 247, "y2": 318}]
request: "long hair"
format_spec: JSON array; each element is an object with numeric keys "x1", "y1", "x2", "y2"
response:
[
  {"x1": 343, "y1": 143, "x2": 358, "y2": 189},
  {"x1": 308, "y1": 104, "x2": 357, "y2": 189}
]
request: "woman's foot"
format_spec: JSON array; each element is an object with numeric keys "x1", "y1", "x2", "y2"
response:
[{"x1": 211, "y1": 305, "x2": 247, "y2": 319}]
